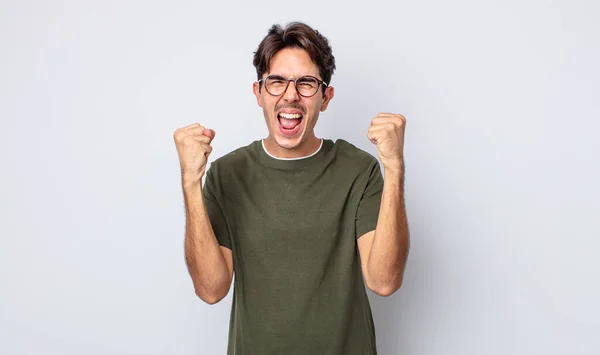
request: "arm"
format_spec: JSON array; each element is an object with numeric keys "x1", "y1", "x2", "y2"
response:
[
  {"x1": 173, "y1": 123, "x2": 233, "y2": 305},
  {"x1": 359, "y1": 112, "x2": 410, "y2": 296},
  {"x1": 358, "y1": 163, "x2": 409, "y2": 296},
  {"x1": 183, "y1": 177, "x2": 234, "y2": 304}
]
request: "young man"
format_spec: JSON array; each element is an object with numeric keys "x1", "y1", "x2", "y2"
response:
[{"x1": 173, "y1": 22, "x2": 409, "y2": 355}]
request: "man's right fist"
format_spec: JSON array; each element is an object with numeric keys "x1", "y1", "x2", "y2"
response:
[{"x1": 173, "y1": 123, "x2": 216, "y2": 183}]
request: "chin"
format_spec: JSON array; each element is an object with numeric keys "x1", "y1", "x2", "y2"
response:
[
  {"x1": 273, "y1": 133, "x2": 304, "y2": 150},
  {"x1": 271, "y1": 120, "x2": 306, "y2": 145}
]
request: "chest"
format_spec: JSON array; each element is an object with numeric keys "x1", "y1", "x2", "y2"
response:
[{"x1": 220, "y1": 167, "x2": 365, "y2": 261}]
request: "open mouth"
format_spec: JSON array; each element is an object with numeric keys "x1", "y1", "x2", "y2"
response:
[{"x1": 277, "y1": 112, "x2": 303, "y2": 136}]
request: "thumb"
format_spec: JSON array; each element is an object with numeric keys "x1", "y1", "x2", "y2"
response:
[
  {"x1": 202, "y1": 128, "x2": 216, "y2": 140},
  {"x1": 367, "y1": 130, "x2": 378, "y2": 145}
]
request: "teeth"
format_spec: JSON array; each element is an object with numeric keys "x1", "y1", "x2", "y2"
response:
[{"x1": 279, "y1": 112, "x2": 302, "y2": 119}]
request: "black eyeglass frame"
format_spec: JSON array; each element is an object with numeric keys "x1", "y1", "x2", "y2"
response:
[{"x1": 257, "y1": 75, "x2": 328, "y2": 97}]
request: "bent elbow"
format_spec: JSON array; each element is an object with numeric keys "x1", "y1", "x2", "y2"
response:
[
  {"x1": 368, "y1": 277, "x2": 403, "y2": 297},
  {"x1": 201, "y1": 294, "x2": 224, "y2": 305},
  {"x1": 195, "y1": 288, "x2": 226, "y2": 305},
  {"x1": 371, "y1": 285, "x2": 399, "y2": 297}
]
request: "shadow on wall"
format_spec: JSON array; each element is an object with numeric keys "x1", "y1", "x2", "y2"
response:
[
  {"x1": 365, "y1": 177, "x2": 438, "y2": 354},
  {"x1": 328, "y1": 74, "x2": 439, "y2": 354}
]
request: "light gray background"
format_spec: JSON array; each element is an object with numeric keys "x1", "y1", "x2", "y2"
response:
[{"x1": 1, "y1": 0, "x2": 599, "y2": 354}]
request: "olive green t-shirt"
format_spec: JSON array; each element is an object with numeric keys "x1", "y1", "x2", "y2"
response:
[{"x1": 202, "y1": 138, "x2": 384, "y2": 355}]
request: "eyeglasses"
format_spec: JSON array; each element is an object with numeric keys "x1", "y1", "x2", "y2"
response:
[{"x1": 258, "y1": 75, "x2": 328, "y2": 97}]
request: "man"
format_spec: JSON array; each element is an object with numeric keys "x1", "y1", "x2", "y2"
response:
[{"x1": 173, "y1": 22, "x2": 409, "y2": 355}]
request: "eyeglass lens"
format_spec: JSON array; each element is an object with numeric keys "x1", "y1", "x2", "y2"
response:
[{"x1": 265, "y1": 76, "x2": 320, "y2": 96}]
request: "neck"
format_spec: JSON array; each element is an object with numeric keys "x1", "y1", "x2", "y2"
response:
[{"x1": 263, "y1": 135, "x2": 321, "y2": 159}]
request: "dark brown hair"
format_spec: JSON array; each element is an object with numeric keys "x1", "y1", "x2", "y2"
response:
[{"x1": 253, "y1": 22, "x2": 336, "y2": 93}]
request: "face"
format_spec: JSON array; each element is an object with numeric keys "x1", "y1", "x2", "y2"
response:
[{"x1": 253, "y1": 47, "x2": 334, "y2": 158}]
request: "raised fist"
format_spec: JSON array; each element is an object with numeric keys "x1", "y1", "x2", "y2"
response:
[
  {"x1": 173, "y1": 123, "x2": 216, "y2": 184},
  {"x1": 367, "y1": 112, "x2": 406, "y2": 172}
]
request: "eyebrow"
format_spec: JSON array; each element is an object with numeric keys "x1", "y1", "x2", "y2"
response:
[{"x1": 268, "y1": 74, "x2": 318, "y2": 79}]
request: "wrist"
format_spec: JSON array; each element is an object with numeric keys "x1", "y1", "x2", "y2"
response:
[
  {"x1": 383, "y1": 159, "x2": 404, "y2": 176},
  {"x1": 182, "y1": 172, "x2": 203, "y2": 190}
]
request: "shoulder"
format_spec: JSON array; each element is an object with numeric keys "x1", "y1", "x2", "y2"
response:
[
  {"x1": 332, "y1": 139, "x2": 380, "y2": 168},
  {"x1": 208, "y1": 140, "x2": 258, "y2": 172},
  {"x1": 212, "y1": 141, "x2": 260, "y2": 168}
]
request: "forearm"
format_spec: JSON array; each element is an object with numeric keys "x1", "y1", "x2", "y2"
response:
[
  {"x1": 367, "y1": 165, "x2": 410, "y2": 294},
  {"x1": 183, "y1": 178, "x2": 231, "y2": 303}
]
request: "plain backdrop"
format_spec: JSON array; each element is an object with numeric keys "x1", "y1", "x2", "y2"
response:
[{"x1": 1, "y1": 0, "x2": 599, "y2": 354}]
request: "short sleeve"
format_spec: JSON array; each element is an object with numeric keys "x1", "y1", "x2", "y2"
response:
[
  {"x1": 355, "y1": 160, "x2": 384, "y2": 239},
  {"x1": 202, "y1": 166, "x2": 232, "y2": 249}
]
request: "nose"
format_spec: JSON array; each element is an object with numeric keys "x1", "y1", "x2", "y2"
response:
[{"x1": 282, "y1": 80, "x2": 300, "y2": 102}]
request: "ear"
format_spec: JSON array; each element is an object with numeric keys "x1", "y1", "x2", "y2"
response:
[
  {"x1": 319, "y1": 86, "x2": 335, "y2": 112},
  {"x1": 253, "y1": 82, "x2": 263, "y2": 107}
]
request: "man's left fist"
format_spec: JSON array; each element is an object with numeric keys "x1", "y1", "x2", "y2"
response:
[{"x1": 367, "y1": 112, "x2": 406, "y2": 171}]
